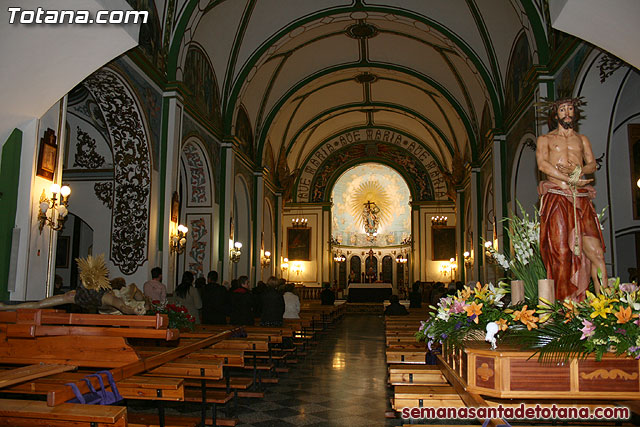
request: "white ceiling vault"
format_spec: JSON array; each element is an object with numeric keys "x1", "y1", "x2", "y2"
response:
[{"x1": 185, "y1": 0, "x2": 543, "y2": 179}]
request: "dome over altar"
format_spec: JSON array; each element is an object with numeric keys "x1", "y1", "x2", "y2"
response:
[{"x1": 331, "y1": 163, "x2": 411, "y2": 247}]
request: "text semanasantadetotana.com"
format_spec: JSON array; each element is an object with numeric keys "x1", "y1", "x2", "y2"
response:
[{"x1": 401, "y1": 404, "x2": 630, "y2": 420}]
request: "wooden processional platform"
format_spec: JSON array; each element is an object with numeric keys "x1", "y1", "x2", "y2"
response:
[{"x1": 440, "y1": 342, "x2": 640, "y2": 400}]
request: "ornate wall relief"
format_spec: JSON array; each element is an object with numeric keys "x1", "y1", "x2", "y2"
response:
[
  {"x1": 181, "y1": 140, "x2": 212, "y2": 207},
  {"x1": 94, "y1": 182, "x2": 114, "y2": 209},
  {"x1": 83, "y1": 68, "x2": 151, "y2": 275}
]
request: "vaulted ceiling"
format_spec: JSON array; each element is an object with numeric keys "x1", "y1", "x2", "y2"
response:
[{"x1": 184, "y1": 0, "x2": 545, "y2": 175}]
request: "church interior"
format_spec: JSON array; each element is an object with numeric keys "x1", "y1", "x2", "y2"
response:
[{"x1": 1, "y1": 1, "x2": 640, "y2": 426}]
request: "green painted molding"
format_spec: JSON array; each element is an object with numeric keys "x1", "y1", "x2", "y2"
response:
[
  {"x1": 284, "y1": 101, "x2": 455, "y2": 159},
  {"x1": 222, "y1": 4, "x2": 502, "y2": 130},
  {"x1": 256, "y1": 62, "x2": 477, "y2": 162},
  {"x1": 218, "y1": 145, "x2": 229, "y2": 279},
  {"x1": 0, "y1": 129, "x2": 22, "y2": 299},
  {"x1": 519, "y1": 0, "x2": 550, "y2": 65}
]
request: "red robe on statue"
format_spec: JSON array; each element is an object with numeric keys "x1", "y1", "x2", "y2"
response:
[{"x1": 538, "y1": 181, "x2": 605, "y2": 302}]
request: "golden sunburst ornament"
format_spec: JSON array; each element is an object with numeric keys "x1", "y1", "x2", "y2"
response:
[
  {"x1": 348, "y1": 180, "x2": 391, "y2": 232},
  {"x1": 76, "y1": 254, "x2": 111, "y2": 291}
]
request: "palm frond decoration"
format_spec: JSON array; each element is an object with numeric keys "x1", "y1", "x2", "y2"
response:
[
  {"x1": 507, "y1": 320, "x2": 588, "y2": 365},
  {"x1": 76, "y1": 254, "x2": 111, "y2": 291}
]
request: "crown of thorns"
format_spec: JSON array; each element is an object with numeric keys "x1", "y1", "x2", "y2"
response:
[{"x1": 534, "y1": 95, "x2": 586, "y2": 125}]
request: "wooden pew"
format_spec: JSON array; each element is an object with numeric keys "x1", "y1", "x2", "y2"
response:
[{"x1": 0, "y1": 398, "x2": 127, "y2": 426}]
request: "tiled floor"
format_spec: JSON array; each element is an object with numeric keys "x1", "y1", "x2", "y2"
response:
[
  {"x1": 131, "y1": 313, "x2": 468, "y2": 425},
  {"x1": 233, "y1": 314, "x2": 398, "y2": 427}
]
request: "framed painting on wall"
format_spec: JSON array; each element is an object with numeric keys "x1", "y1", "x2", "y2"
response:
[
  {"x1": 36, "y1": 128, "x2": 58, "y2": 180},
  {"x1": 287, "y1": 227, "x2": 311, "y2": 261},
  {"x1": 432, "y1": 226, "x2": 456, "y2": 260}
]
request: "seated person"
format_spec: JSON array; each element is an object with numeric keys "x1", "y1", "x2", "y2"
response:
[
  {"x1": 283, "y1": 283, "x2": 300, "y2": 319},
  {"x1": 0, "y1": 254, "x2": 143, "y2": 315},
  {"x1": 384, "y1": 294, "x2": 409, "y2": 316},
  {"x1": 320, "y1": 282, "x2": 335, "y2": 306},
  {"x1": 409, "y1": 282, "x2": 422, "y2": 309}
]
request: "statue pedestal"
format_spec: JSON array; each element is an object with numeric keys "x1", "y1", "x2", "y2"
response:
[{"x1": 441, "y1": 341, "x2": 640, "y2": 400}]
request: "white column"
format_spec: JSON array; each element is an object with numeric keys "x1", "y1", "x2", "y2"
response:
[
  {"x1": 493, "y1": 135, "x2": 506, "y2": 253},
  {"x1": 471, "y1": 168, "x2": 480, "y2": 281},
  {"x1": 253, "y1": 172, "x2": 264, "y2": 286},
  {"x1": 160, "y1": 93, "x2": 182, "y2": 293},
  {"x1": 275, "y1": 193, "x2": 283, "y2": 278},
  {"x1": 456, "y1": 189, "x2": 464, "y2": 282},
  {"x1": 220, "y1": 143, "x2": 234, "y2": 282}
]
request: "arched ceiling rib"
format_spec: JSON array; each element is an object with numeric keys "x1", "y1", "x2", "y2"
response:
[{"x1": 183, "y1": 0, "x2": 545, "y2": 176}]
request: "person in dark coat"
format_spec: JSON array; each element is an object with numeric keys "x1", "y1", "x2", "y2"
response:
[
  {"x1": 230, "y1": 275, "x2": 254, "y2": 325},
  {"x1": 260, "y1": 276, "x2": 285, "y2": 326},
  {"x1": 252, "y1": 281, "x2": 267, "y2": 317},
  {"x1": 409, "y1": 281, "x2": 422, "y2": 309},
  {"x1": 201, "y1": 270, "x2": 229, "y2": 324},
  {"x1": 320, "y1": 282, "x2": 335, "y2": 306},
  {"x1": 385, "y1": 294, "x2": 409, "y2": 316}
]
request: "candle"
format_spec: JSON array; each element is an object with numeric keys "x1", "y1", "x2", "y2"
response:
[
  {"x1": 538, "y1": 279, "x2": 555, "y2": 306},
  {"x1": 511, "y1": 280, "x2": 524, "y2": 306}
]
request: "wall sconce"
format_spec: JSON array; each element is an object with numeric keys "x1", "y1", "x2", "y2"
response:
[
  {"x1": 291, "y1": 217, "x2": 308, "y2": 228},
  {"x1": 291, "y1": 261, "x2": 304, "y2": 278},
  {"x1": 281, "y1": 257, "x2": 289, "y2": 276},
  {"x1": 261, "y1": 250, "x2": 271, "y2": 268},
  {"x1": 170, "y1": 224, "x2": 188, "y2": 254},
  {"x1": 431, "y1": 215, "x2": 447, "y2": 226},
  {"x1": 449, "y1": 257, "x2": 458, "y2": 280},
  {"x1": 333, "y1": 252, "x2": 346, "y2": 262},
  {"x1": 395, "y1": 253, "x2": 408, "y2": 264},
  {"x1": 230, "y1": 241, "x2": 242, "y2": 263},
  {"x1": 463, "y1": 251, "x2": 473, "y2": 268},
  {"x1": 440, "y1": 262, "x2": 451, "y2": 277},
  {"x1": 38, "y1": 184, "x2": 71, "y2": 234}
]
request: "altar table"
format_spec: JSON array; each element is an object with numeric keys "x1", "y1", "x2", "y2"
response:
[{"x1": 347, "y1": 283, "x2": 392, "y2": 302}]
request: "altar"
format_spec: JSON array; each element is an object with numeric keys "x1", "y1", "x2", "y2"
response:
[{"x1": 347, "y1": 283, "x2": 392, "y2": 302}]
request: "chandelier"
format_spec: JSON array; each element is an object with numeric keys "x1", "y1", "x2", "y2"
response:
[
  {"x1": 431, "y1": 215, "x2": 448, "y2": 226},
  {"x1": 333, "y1": 252, "x2": 346, "y2": 262}
]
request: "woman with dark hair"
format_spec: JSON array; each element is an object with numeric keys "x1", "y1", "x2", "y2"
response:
[{"x1": 174, "y1": 271, "x2": 202, "y2": 324}]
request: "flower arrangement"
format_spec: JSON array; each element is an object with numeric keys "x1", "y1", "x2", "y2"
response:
[
  {"x1": 512, "y1": 279, "x2": 640, "y2": 363},
  {"x1": 415, "y1": 282, "x2": 513, "y2": 349},
  {"x1": 485, "y1": 202, "x2": 546, "y2": 301},
  {"x1": 147, "y1": 301, "x2": 196, "y2": 331}
]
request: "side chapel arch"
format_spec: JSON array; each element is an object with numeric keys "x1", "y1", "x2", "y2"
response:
[{"x1": 82, "y1": 67, "x2": 152, "y2": 275}]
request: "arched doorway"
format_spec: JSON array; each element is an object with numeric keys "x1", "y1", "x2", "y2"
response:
[
  {"x1": 349, "y1": 256, "x2": 361, "y2": 284},
  {"x1": 55, "y1": 213, "x2": 93, "y2": 292}
]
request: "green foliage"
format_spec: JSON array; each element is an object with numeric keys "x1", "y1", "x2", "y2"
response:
[{"x1": 147, "y1": 302, "x2": 196, "y2": 331}]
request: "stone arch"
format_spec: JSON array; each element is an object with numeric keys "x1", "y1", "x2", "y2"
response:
[
  {"x1": 511, "y1": 133, "x2": 539, "y2": 218},
  {"x1": 504, "y1": 31, "x2": 533, "y2": 117},
  {"x1": 482, "y1": 176, "x2": 496, "y2": 284},
  {"x1": 82, "y1": 67, "x2": 152, "y2": 275}
]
